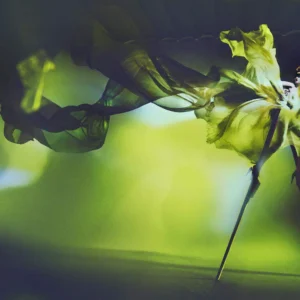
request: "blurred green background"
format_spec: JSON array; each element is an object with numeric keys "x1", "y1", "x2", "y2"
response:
[{"x1": 0, "y1": 52, "x2": 299, "y2": 279}]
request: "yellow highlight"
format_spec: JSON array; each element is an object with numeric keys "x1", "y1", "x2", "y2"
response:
[{"x1": 17, "y1": 50, "x2": 55, "y2": 113}]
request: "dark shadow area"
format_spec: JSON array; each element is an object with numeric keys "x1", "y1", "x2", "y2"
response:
[{"x1": 1, "y1": 241, "x2": 300, "y2": 299}]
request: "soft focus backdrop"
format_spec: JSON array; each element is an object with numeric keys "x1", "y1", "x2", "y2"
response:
[{"x1": 0, "y1": 49, "x2": 299, "y2": 278}]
